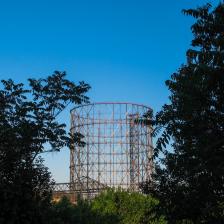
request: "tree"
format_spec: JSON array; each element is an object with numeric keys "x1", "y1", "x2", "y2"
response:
[
  {"x1": 50, "y1": 193, "x2": 118, "y2": 224},
  {"x1": 51, "y1": 196, "x2": 80, "y2": 224},
  {"x1": 0, "y1": 71, "x2": 90, "y2": 223},
  {"x1": 142, "y1": 3, "x2": 224, "y2": 223},
  {"x1": 50, "y1": 188, "x2": 166, "y2": 224},
  {"x1": 91, "y1": 188, "x2": 166, "y2": 224}
]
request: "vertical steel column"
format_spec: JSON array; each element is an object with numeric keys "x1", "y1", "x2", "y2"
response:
[
  {"x1": 70, "y1": 112, "x2": 75, "y2": 184},
  {"x1": 98, "y1": 111, "x2": 100, "y2": 189}
]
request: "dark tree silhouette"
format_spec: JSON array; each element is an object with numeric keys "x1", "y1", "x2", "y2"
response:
[
  {"x1": 0, "y1": 71, "x2": 90, "y2": 224},
  {"x1": 142, "y1": 3, "x2": 224, "y2": 223}
]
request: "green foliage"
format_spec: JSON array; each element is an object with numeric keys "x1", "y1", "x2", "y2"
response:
[
  {"x1": 51, "y1": 189, "x2": 166, "y2": 224},
  {"x1": 142, "y1": 3, "x2": 224, "y2": 224},
  {"x1": 50, "y1": 194, "x2": 117, "y2": 224},
  {"x1": 90, "y1": 190, "x2": 119, "y2": 224},
  {"x1": 51, "y1": 196, "x2": 94, "y2": 224},
  {"x1": 51, "y1": 196, "x2": 76, "y2": 223},
  {"x1": 91, "y1": 189, "x2": 167, "y2": 224},
  {"x1": 0, "y1": 71, "x2": 90, "y2": 223}
]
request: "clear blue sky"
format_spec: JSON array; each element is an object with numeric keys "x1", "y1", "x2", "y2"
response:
[{"x1": 0, "y1": 0, "x2": 219, "y2": 182}]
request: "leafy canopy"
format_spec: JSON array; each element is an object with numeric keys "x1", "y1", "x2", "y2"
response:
[
  {"x1": 142, "y1": 3, "x2": 224, "y2": 223},
  {"x1": 0, "y1": 71, "x2": 90, "y2": 224},
  {"x1": 51, "y1": 189, "x2": 166, "y2": 224}
]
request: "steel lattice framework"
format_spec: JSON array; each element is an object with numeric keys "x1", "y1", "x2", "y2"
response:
[{"x1": 70, "y1": 102, "x2": 153, "y2": 199}]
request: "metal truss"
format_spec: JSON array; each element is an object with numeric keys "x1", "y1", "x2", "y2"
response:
[{"x1": 68, "y1": 102, "x2": 153, "y2": 200}]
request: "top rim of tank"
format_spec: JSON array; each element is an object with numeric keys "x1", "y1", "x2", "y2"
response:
[{"x1": 70, "y1": 102, "x2": 152, "y2": 112}]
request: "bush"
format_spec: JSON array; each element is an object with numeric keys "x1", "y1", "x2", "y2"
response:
[{"x1": 51, "y1": 189, "x2": 166, "y2": 224}]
